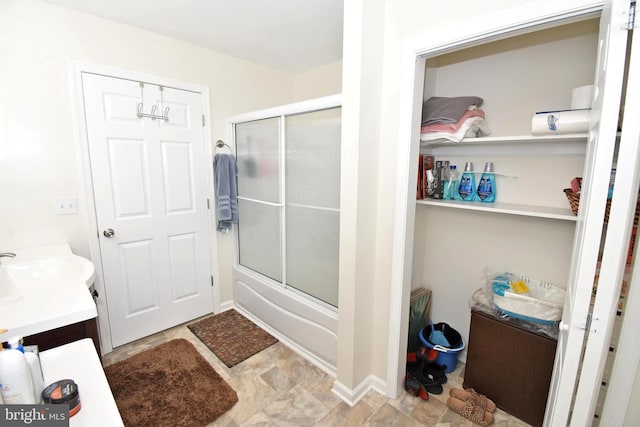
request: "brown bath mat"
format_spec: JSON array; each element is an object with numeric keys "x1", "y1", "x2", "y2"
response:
[
  {"x1": 188, "y1": 309, "x2": 278, "y2": 367},
  {"x1": 104, "y1": 338, "x2": 237, "y2": 427}
]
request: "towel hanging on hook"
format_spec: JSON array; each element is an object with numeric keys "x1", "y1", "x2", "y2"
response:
[
  {"x1": 136, "y1": 82, "x2": 170, "y2": 122},
  {"x1": 213, "y1": 147, "x2": 238, "y2": 233}
]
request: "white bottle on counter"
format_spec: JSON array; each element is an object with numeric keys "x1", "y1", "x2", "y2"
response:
[
  {"x1": 0, "y1": 349, "x2": 36, "y2": 404},
  {"x1": 7, "y1": 337, "x2": 45, "y2": 403}
]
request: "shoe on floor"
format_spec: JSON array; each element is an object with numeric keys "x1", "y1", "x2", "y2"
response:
[
  {"x1": 447, "y1": 395, "x2": 494, "y2": 426},
  {"x1": 404, "y1": 373, "x2": 429, "y2": 400},
  {"x1": 449, "y1": 388, "x2": 496, "y2": 413},
  {"x1": 406, "y1": 361, "x2": 443, "y2": 395},
  {"x1": 423, "y1": 361, "x2": 447, "y2": 384}
]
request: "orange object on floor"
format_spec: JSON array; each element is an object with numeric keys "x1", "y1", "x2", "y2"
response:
[{"x1": 407, "y1": 346, "x2": 438, "y2": 363}]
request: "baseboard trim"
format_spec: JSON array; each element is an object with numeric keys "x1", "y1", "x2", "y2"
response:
[
  {"x1": 331, "y1": 375, "x2": 387, "y2": 407},
  {"x1": 231, "y1": 301, "x2": 389, "y2": 408},
  {"x1": 219, "y1": 299, "x2": 234, "y2": 312}
]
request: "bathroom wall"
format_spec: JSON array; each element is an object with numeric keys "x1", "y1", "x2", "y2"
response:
[
  {"x1": 0, "y1": 0, "x2": 335, "y2": 307},
  {"x1": 292, "y1": 61, "x2": 342, "y2": 101}
]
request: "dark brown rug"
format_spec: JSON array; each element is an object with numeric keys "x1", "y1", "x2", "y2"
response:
[
  {"x1": 188, "y1": 309, "x2": 278, "y2": 368},
  {"x1": 104, "y1": 338, "x2": 237, "y2": 427}
]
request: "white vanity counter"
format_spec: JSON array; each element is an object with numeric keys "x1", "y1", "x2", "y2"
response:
[
  {"x1": 0, "y1": 243, "x2": 96, "y2": 343},
  {"x1": 40, "y1": 338, "x2": 124, "y2": 426}
]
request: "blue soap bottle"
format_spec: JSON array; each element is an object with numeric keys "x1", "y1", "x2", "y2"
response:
[
  {"x1": 476, "y1": 161, "x2": 496, "y2": 202},
  {"x1": 456, "y1": 162, "x2": 476, "y2": 201}
]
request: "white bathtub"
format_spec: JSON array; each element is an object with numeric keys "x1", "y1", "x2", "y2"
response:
[{"x1": 233, "y1": 266, "x2": 338, "y2": 374}]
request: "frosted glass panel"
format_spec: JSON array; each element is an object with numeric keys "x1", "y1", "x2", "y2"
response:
[
  {"x1": 238, "y1": 199, "x2": 282, "y2": 282},
  {"x1": 235, "y1": 118, "x2": 281, "y2": 203},
  {"x1": 286, "y1": 205, "x2": 339, "y2": 307},
  {"x1": 235, "y1": 102, "x2": 341, "y2": 308},
  {"x1": 286, "y1": 108, "x2": 341, "y2": 208}
]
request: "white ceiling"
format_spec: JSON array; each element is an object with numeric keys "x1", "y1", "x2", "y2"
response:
[{"x1": 42, "y1": 0, "x2": 344, "y2": 74}]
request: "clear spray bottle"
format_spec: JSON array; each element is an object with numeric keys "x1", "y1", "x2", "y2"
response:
[{"x1": 444, "y1": 165, "x2": 459, "y2": 200}]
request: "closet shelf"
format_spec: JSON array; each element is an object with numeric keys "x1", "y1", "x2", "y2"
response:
[
  {"x1": 421, "y1": 134, "x2": 588, "y2": 156},
  {"x1": 416, "y1": 198, "x2": 577, "y2": 221},
  {"x1": 421, "y1": 133, "x2": 589, "y2": 147}
]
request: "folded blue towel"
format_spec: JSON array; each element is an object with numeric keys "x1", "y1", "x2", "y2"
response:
[
  {"x1": 213, "y1": 154, "x2": 238, "y2": 232},
  {"x1": 429, "y1": 330, "x2": 451, "y2": 347}
]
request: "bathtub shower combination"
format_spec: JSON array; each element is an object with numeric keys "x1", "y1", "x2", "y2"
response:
[{"x1": 230, "y1": 95, "x2": 341, "y2": 371}]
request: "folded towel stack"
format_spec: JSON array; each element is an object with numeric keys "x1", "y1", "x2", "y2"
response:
[{"x1": 420, "y1": 96, "x2": 491, "y2": 143}]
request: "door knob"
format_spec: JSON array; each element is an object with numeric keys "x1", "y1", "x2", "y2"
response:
[{"x1": 103, "y1": 228, "x2": 115, "y2": 238}]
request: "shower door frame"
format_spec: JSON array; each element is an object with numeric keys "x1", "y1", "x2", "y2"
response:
[{"x1": 232, "y1": 94, "x2": 342, "y2": 310}]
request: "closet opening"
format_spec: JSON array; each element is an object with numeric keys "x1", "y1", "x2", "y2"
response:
[{"x1": 389, "y1": 3, "x2": 637, "y2": 425}]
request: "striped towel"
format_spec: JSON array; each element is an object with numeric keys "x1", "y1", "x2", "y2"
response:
[{"x1": 213, "y1": 154, "x2": 238, "y2": 232}]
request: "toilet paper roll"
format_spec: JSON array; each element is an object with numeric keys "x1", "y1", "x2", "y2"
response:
[
  {"x1": 531, "y1": 110, "x2": 591, "y2": 135},
  {"x1": 571, "y1": 85, "x2": 595, "y2": 110}
]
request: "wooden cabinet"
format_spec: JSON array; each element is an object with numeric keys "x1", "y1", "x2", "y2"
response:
[
  {"x1": 463, "y1": 309, "x2": 557, "y2": 427},
  {"x1": 23, "y1": 318, "x2": 101, "y2": 362}
]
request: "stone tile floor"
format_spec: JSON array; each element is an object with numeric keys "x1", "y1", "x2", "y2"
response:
[{"x1": 102, "y1": 315, "x2": 532, "y2": 426}]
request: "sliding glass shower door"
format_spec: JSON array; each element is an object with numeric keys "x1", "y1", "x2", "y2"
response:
[
  {"x1": 234, "y1": 104, "x2": 341, "y2": 308},
  {"x1": 235, "y1": 118, "x2": 282, "y2": 282}
]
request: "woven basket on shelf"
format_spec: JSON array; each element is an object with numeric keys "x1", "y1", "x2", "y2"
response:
[
  {"x1": 563, "y1": 188, "x2": 582, "y2": 216},
  {"x1": 564, "y1": 188, "x2": 640, "y2": 225}
]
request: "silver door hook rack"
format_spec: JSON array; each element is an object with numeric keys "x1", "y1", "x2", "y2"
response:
[
  {"x1": 137, "y1": 82, "x2": 170, "y2": 122},
  {"x1": 137, "y1": 103, "x2": 169, "y2": 122}
]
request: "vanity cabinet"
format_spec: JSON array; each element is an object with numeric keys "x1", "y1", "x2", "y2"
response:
[
  {"x1": 24, "y1": 318, "x2": 101, "y2": 360},
  {"x1": 0, "y1": 244, "x2": 101, "y2": 361}
]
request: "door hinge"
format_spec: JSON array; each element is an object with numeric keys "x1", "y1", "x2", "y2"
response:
[
  {"x1": 623, "y1": 2, "x2": 636, "y2": 30},
  {"x1": 210, "y1": 276, "x2": 214, "y2": 287},
  {"x1": 207, "y1": 198, "x2": 210, "y2": 209},
  {"x1": 581, "y1": 313, "x2": 595, "y2": 332},
  {"x1": 202, "y1": 114, "x2": 205, "y2": 127},
  {"x1": 585, "y1": 313, "x2": 592, "y2": 331}
]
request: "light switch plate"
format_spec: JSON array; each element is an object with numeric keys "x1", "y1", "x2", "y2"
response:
[{"x1": 54, "y1": 197, "x2": 77, "y2": 215}]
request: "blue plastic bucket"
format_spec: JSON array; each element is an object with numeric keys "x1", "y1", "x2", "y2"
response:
[{"x1": 419, "y1": 321, "x2": 465, "y2": 373}]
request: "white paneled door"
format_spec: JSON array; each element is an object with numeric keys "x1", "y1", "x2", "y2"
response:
[{"x1": 82, "y1": 73, "x2": 212, "y2": 347}]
